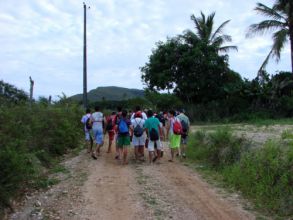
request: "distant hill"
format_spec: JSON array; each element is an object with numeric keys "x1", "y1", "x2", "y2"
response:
[{"x1": 70, "y1": 86, "x2": 145, "y2": 102}]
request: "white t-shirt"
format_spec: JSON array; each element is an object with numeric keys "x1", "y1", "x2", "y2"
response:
[
  {"x1": 91, "y1": 112, "x2": 104, "y2": 130},
  {"x1": 131, "y1": 118, "x2": 145, "y2": 129},
  {"x1": 81, "y1": 113, "x2": 91, "y2": 131},
  {"x1": 131, "y1": 112, "x2": 147, "y2": 121}
]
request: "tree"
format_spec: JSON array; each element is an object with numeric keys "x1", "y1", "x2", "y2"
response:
[
  {"x1": 190, "y1": 11, "x2": 238, "y2": 53},
  {"x1": 247, "y1": 0, "x2": 293, "y2": 74},
  {"x1": 141, "y1": 33, "x2": 238, "y2": 104},
  {"x1": 0, "y1": 80, "x2": 28, "y2": 104}
]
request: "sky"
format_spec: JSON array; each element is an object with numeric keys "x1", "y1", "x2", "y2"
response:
[{"x1": 0, "y1": 0, "x2": 291, "y2": 100}]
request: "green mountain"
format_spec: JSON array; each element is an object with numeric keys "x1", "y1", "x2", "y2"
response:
[{"x1": 70, "y1": 86, "x2": 145, "y2": 102}]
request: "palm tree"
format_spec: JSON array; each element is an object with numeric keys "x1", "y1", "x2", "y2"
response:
[
  {"x1": 247, "y1": 0, "x2": 293, "y2": 75},
  {"x1": 190, "y1": 11, "x2": 238, "y2": 53}
]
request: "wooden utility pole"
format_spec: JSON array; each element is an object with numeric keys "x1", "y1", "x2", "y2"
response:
[
  {"x1": 29, "y1": 76, "x2": 34, "y2": 106},
  {"x1": 83, "y1": 2, "x2": 89, "y2": 109}
]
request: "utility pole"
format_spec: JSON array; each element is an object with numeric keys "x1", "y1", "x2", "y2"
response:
[
  {"x1": 83, "y1": 2, "x2": 89, "y2": 109},
  {"x1": 29, "y1": 76, "x2": 34, "y2": 107}
]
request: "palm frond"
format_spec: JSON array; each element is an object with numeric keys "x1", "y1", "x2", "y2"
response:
[
  {"x1": 271, "y1": 29, "x2": 289, "y2": 61},
  {"x1": 211, "y1": 20, "x2": 230, "y2": 42},
  {"x1": 255, "y1": 2, "x2": 287, "y2": 21},
  {"x1": 206, "y1": 12, "x2": 216, "y2": 41},
  {"x1": 257, "y1": 49, "x2": 273, "y2": 76},
  {"x1": 246, "y1": 20, "x2": 286, "y2": 37},
  {"x1": 218, "y1": 46, "x2": 238, "y2": 53},
  {"x1": 191, "y1": 14, "x2": 206, "y2": 40}
]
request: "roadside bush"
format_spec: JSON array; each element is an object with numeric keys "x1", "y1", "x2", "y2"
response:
[
  {"x1": 0, "y1": 146, "x2": 36, "y2": 208},
  {"x1": 187, "y1": 128, "x2": 249, "y2": 168},
  {"x1": 223, "y1": 141, "x2": 293, "y2": 216},
  {"x1": 0, "y1": 102, "x2": 83, "y2": 214},
  {"x1": 187, "y1": 128, "x2": 293, "y2": 217}
]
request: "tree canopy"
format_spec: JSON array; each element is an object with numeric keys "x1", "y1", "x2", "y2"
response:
[{"x1": 141, "y1": 33, "x2": 242, "y2": 104}]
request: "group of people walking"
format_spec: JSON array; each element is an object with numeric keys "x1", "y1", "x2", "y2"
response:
[{"x1": 81, "y1": 106, "x2": 190, "y2": 165}]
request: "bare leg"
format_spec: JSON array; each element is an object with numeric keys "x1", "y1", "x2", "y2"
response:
[
  {"x1": 118, "y1": 147, "x2": 123, "y2": 162},
  {"x1": 149, "y1": 151, "x2": 153, "y2": 164},
  {"x1": 169, "y1": 148, "x2": 175, "y2": 162},
  {"x1": 115, "y1": 142, "x2": 119, "y2": 159},
  {"x1": 123, "y1": 147, "x2": 128, "y2": 165},
  {"x1": 181, "y1": 143, "x2": 187, "y2": 158},
  {"x1": 157, "y1": 149, "x2": 161, "y2": 161},
  {"x1": 107, "y1": 139, "x2": 112, "y2": 153},
  {"x1": 134, "y1": 146, "x2": 139, "y2": 160},
  {"x1": 138, "y1": 145, "x2": 144, "y2": 157}
]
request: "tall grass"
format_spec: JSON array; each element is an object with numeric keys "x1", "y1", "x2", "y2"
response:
[
  {"x1": 0, "y1": 103, "x2": 83, "y2": 214},
  {"x1": 187, "y1": 128, "x2": 293, "y2": 217}
]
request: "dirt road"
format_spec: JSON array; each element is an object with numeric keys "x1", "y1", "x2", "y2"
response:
[{"x1": 9, "y1": 140, "x2": 255, "y2": 220}]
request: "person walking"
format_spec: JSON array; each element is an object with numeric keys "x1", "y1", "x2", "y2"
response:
[
  {"x1": 166, "y1": 110, "x2": 182, "y2": 162},
  {"x1": 131, "y1": 111, "x2": 145, "y2": 161},
  {"x1": 114, "y1": 106, "x2": 123, "y2": 160},
  {"x1": 81, "y1": 108, "x2": 93, "y2": 153},
  {"x1": 91, "y1": 106, "x2": 106, "y2": 159},
  {"x1": 144, "y1": 110, "x2": 163, "y2": 164},
  {"x1": 116, "y1": 110, "x2": 131, "y2": 165},
  {"x1": 105, "y1": 111, "x2": 116, "y2": 153},
  {"x1": 176, "y1": 109, "x2": 190, "y2": 158}
]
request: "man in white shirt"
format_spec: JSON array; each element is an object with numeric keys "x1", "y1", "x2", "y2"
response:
[{"x1": 81, "y1": 108, "x2": 92, "y2": 153}]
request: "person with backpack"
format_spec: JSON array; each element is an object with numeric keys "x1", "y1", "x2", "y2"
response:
[
  {"x1": 131, "y1": 106, "x2": 147, "y2": 157},
  {"x1": 131, "y1": 111, "x2": 145, "y2": 161},
  {"x1": 81, "y1": 108, "x2": 93, "y2": 153},
  {"x1": 116, "y1": 109, "x2": 131, "y2": 165},
  {"x1": 105, "y1": 111, "x2": 116, "y2": 153},
  {"x1": 113, "y1": 106, "x2": 123, "y2": 160},
  {"x1": 176, "y1": 109, "x2": 190, "y2": 158},
  {"x1": 130, "y1": 106, "x2": 148, "y2": 121},
  {"x1": 166, "y1": 110, "x2": 182, "y2": 162},
  {"x1": 90, "y1": 106, "x2": 106, "y2": 159},
  {"x1": 144, "y1": 110, "x2": 163, "y2": 164}
]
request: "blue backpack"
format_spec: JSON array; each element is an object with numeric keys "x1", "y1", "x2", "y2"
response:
[{"x1": 118, "y1": 118, "x2": 129, "y2": 135}]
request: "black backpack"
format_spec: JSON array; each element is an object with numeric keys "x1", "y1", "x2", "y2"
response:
[
  {"x1": 106, "y1": 118, "x2": 113, "y2": 131},
  {"x1": 133, "y1": 119, "x2": 144, "y2": 137},
  {"x1": 156, "y1": 114, "x2": 165, "y2": 126},
  {"x1": 85, "y1": 117, "x2": 92, "y2": 130},
  {"x1": 181, "y1": 120, "x2": 188, "y2": 137},
  {"x1": 149, "y1": 128, "x2": 159, "y2": 141}
]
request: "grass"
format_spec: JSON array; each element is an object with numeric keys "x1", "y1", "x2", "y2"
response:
[{"x1": 186, "y1": 128, "x2": 293, "y2": 219}]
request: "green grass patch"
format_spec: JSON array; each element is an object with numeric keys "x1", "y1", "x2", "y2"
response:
[{"x1": 187, "y1": 128, "x2": 293, "y2": 218}]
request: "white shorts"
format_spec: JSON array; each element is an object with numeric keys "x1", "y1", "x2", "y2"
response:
[
  {"x1": 85, "y1": 131, "x2": 91, "y2": 141},
  {"x1": 132, "y1": 135, "x2": 145, "y2": 147},
  {"x1": 148, "y1": 139, "x2": 162, "y2": 152}
]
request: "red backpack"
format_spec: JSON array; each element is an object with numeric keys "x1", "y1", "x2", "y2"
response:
[{"x1": 173, "y1": 119, "x2": 182, "y2": 135}]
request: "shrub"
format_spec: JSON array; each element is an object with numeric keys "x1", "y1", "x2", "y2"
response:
[
  {"x1": 0, "y1": 102, "x2": 83, "y2": 214},
  {"x1": 223, "y1": 141, "x2": 293, "y2": 216},
  {"x1": 187, "y1": 128, "x2": 249, "y2": 168}
]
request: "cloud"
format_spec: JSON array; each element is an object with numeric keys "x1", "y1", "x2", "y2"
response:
[{"x1": 0, "y1": 0, "x2": 291, "y2": 99}]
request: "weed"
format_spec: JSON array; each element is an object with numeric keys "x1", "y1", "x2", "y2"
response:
[{"x1": 187, "y1": 129, "x2": 293, "y2": 217}]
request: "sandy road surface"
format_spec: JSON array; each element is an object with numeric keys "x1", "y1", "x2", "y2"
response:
[{"x1": 9, "y1": 139, "x2": 254, "y2": 220}]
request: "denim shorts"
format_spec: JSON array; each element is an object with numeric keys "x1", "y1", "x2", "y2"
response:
[{"x1": 93, "y1": 129, "x2": 103, "y2": 145}]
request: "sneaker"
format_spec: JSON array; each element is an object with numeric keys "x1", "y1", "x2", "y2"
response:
[{"x1": 91, "y1": 154, "x2": 97, "y2": 160}]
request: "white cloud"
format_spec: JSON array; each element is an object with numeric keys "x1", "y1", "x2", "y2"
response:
[{"x1": 0, "y1": 0, "x2": 291, "y2": 99}]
